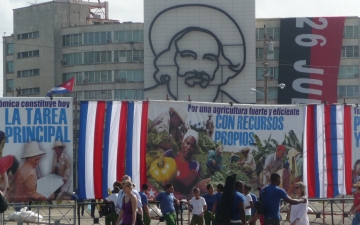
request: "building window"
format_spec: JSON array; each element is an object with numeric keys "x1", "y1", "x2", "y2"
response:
[
  {"x1": 114, "y1": 70, "x2": 144, "y2": 82},
  {"x1": 63, "y1": 53, "x2": 82, "y2": 65},
  {"x1": 113, "y1": 30, "x2": 144, "y2": 43},
  {"x1": 63, "y1": 72, "x2": 81, "y2": 82},
  {"x1": 76, "y1": 70, "x2": 112, "y2": 84},
  {"x1": 256, "y1": 27, "x2": 280, "y2": 40},
  {"x1": 338, "y1": 66, "x2": 359, "y2": 79},
  {"x1": 77, "y1": 90, "x2": 112, "y2": 100},
  {"x1": 19, "y1": 87, "x2": 40, "y2": 96},
  {"x1": 256, "y1": 87, "x2": 278, "y2": 100},
  {"x1": 83, "y1": 32, "x2": 112, "y2": 45},
  {"x1": 83, "y1": 51, "x2": 111, "y2": 64},
  {"x1": 63, "y1": 33, "x2": 83, "y2": 46},
  {"x1": 256, "y1": 67, "x2": 279, "y2": 80},
  {"x1": 341, "y1": 46, "x2": 359, "y2": 58},
  {"x1": 114, "y1": 89, "x2": 144, "y2": 100},
  {"x1": 114, "y1": 50, "x2": 144, "y2": 62},
  {"x1": 6, "y1": 61, "x2": 14, "y2": 73},
  {"x1": 6, "y1": 79, "x2": 14, "y2": 91},
  {"x1": 17, "y1": 69, "x2": 40, "y2": 77},
  {"x1": 7, "y1": 43, "x2": 14, "y2": 55},
  {"x1": 343, "y1": 26, "x2": 359, "y2": 38},
  {"x1": 17, "y1": 31, "x2": 39, "y2": 40},
  {"x1": 17, "y1": 50, "x2": 39, "y2": 59},
  {"x1": 256, "y1": 47, "x2": 279, "y2": 60},
  {"x1": 338, "y1": 85, "x2": 359, "y2": 98}
]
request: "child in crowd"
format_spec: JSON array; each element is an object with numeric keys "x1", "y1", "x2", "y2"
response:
[{"x1": 189, "y1": 188, "x2": 207, "y2": 225}]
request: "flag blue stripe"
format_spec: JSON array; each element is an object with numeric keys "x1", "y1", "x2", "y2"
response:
[
  {"x1": 126, "y1": 102, "x2": 134, "y2": 177},
  {"x1": 330, "y1": 105, "x2": 339, "y2": 196},
  {"x1": 102, "y1": 101, "x2": 112, "y2": 198},
  {"x1": 78, "y1": 101, "x2": 88, "y2": 200},
  {"x1": 314, "y1": 106, "x2": 320, "y2": 197},
  {"x1": 45, "y1": 89, "x2": 70, "y2": 96}
]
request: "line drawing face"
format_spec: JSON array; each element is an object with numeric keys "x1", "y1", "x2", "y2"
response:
[{"x1": 145, "y1": 4, "x2": 247, "y2": 102}]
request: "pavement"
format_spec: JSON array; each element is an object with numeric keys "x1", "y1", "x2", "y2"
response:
[{"x1": 0, "y1": 200, "x2": 355, "y2": 225}]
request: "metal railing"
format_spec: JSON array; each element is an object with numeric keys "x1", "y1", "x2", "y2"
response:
[
  {"x1": 1, "y1": 203, "x2": 76, "y2": 225},
  {"x1": 279, "y1": 197, "x2": 354, "y2": 225}
]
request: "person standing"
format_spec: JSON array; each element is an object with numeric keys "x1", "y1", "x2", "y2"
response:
[
  {"x1": 261, "y1": 173, "x2": 306, "y2": 225},
  {"x1": 230, "y1": 181, "x2": 246, "y2": 225},
  {"x1": 243, "y1": 185, "x2": 254, "y2": 223},
  {"x1": 350, "y1": 182, "x2": 360, "y2": 225},
  {"x1": 104, "y1": 186, "x2": 120, "y2": 225},
  {"x1": 155, "y1": 183, "x2": 180, "y2": 225},
  {"x1": 289, "y1": 182, "x2": 309, "y2": 225},
  {"x1": 211, "y1": 183, "x2": 224, "y2": 219},
  {"x1": 139, "y1": 184, "x2": 151, "y2": 225},
  {"x1": 202, "y1": 184, "x2": 216, "y2": 225},
  {"x1": 117, "y1": 181, "x2": 138, "y2": 225},
  {"x1": 51, "y1": 141, "x2": 71, "y2": 199},
  {"x1": 189, "y1": 188, "x2": 207, "y2": 225}
]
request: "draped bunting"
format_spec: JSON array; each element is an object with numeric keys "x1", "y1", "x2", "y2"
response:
[
  {"x1": 304, "y1": 105, "x2": 352, "y2": 198},
  {"x1": 77, "y1": 101, "x2": 353, "y2": 199}
]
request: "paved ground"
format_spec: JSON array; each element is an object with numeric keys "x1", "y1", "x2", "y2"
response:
[{"x1": 0, "y1": 200, "x2": 355, "y2": 225}]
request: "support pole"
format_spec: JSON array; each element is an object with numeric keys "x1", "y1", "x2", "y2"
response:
[{"x1": 263, "y1": 25, "x2": 269, "y2": 104}]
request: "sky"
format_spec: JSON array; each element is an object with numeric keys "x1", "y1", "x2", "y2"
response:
[{"x1": 1, "y1": 0, "x2": 360, "y2": 97}]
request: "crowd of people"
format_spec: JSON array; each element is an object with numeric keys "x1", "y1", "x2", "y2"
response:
[{"x1": 88, "y1": 172, "x2": 312, "y2": 225}]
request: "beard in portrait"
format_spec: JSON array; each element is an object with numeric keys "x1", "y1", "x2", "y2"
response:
[{"x1": 145, "y1": 5, "x2": 246, "y2": 102}]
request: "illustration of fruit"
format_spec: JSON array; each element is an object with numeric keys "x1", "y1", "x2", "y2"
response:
[{"x1": 149, "y1": 155, "x2": 177, "y2": 183}]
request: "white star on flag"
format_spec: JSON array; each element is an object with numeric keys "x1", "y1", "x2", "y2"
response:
[
  {"x1": 148, "y1": 188, "x2": 156, "y2": 197},
  {"x1": 66, "y1": 82, "x2": 71, "y2": 86}
]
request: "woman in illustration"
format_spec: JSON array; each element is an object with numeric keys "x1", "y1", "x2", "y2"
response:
[
  {"x1": 164, "y1": 129, "x2": 210, "y2": 197},
  {"x1": 0, "y1": 131, "x2": 19, "y2": 196}
]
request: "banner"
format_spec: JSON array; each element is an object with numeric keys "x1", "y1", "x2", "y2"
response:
[
  {"x1": 146, "y1": 101, "x2": 305, "y2": 199},
  {"x1": 0, "y1": 97, "x2": 73, "y2": 202},
  {"x1": 353, "y1": 107, "x2": 360, "y2": 191},
  {"x1": 278, "y1": 17, "x2": 345, "y2": 104}
]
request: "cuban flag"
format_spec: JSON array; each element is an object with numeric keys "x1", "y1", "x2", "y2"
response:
[
  {"x1": 78, "y1": 101, "x2": 148, "y2": 199},
  {"x1": 46, "y1": 77, "x2": 75, "y2": 96},
  {"x1": 304, "y1": 104, "x2": 352, "y2": 198}
]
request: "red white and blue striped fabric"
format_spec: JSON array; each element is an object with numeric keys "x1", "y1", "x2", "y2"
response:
[
  {"x1": 304, "y1": 104, "x2": 352, "y2": 198},
  {"x1": 78, "y1": 101, "x2": 106, "y2": 200},
  {"x1": 78, "y1": 101, "x2": 148, "y2": 200}
]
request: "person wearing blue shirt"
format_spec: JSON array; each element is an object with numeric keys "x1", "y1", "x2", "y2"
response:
[
  {"x1": 206, "y1": 145, "x2": 223, "y2": 174},
  {"x1": 261, "y1": 173, "x2": 306, "y2": 225},
  {"x1": 202, "y1": 184, "x2": 216, "y2": 225},
  {"x1": 155, "y1": 183, "x2": 180, "y2": 225},
  {"x1": 211, "y1": 183, "x2": 224, "y2": 218},
  {"x1": 139, "y1": 184, "x2": 151, "y2": 225},
  {"x1": 230, "y1": 181, "x2": 246, "y2": 225}
]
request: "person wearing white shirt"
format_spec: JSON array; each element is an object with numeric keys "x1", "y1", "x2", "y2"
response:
[
  {"x1": 104, "y1": 186, "x2": 120, "y2": 225},
  {"x1": 243, "y1": 184, "x2": 254, "y2": 222},
  {"x1": 189, "y1": 188, "x2": 207, "y2": 225},
  {"x1": 289, "y1": 182, "x2": 309, "y2": 225}
]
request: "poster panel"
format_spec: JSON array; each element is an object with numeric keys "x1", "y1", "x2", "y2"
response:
[
  {"x1": 146, "y1": 101, "x2": 305, "y2": 199},
  {"x1": 353, "y1": 108, "x2": 360, "y2": 190},
  {"x1": 278, "y1": 17, "x2": 345, "y2": 104},
  {"x1": 0, "y1": 97, "x2": 73, "y2": 202}
]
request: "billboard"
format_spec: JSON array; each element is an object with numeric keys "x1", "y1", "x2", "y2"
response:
[
  {"x1": 0, "y1": 97, "x2": 73, "y2": 202},
  {"x1": 278, "y1": 17, "x2": 345, "y2": 104},
  {"x1": 146, "y1": 101, "x2": 305, "y2": 199},
  {"x1": 144, "y1": 0, "x2": 256, "y2": 103}
]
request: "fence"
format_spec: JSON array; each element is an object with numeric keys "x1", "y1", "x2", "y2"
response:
[
  {"x1": 0, "y1": 203, "x2": 76, "y2": 225},
  {"x1": 0, "y1": 198, "x2": 356, "y2": 225}
]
